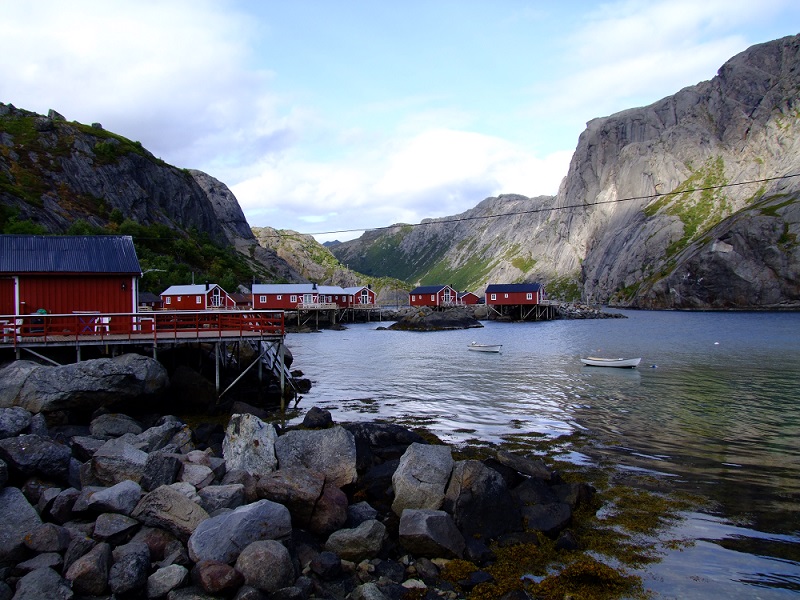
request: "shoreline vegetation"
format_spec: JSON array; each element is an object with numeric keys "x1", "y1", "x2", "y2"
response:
[{"x1": 0, "y1": 351, "x2": 699, "y2": 599}]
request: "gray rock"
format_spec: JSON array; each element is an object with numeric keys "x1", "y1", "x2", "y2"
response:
[
  {"x1": 141, "y1": 450, "x2": 183, "y2": 491},
  {"x1": 308, "y1": 481, "x2": 348, "y2": 536},
  {"x1": 147, "y1": 563, "x2": 189, "y2": 598},
  {"x1": 86, "y1": 479, "x2": 142, "y2": 515},
  {"x1": 256, "y1": 467, "x2": 324, "y2": 527},
  {"x1": 134, "y1": 420, "x2": 184, "y2": 453},
  {"x1": 351, "y1": 582, "x2": 390, "y2": 600},
  {"x1": 90, "y1": 413, "x2": 143, "y2": 438},
  {"x1": 63, "y1": 536, "x2": 96, "y2": 572},
  {"x1": 16, "y1": 552, "x2": 63, "y2": 573},
  {"x1": 11, "y1": 567, "x2": 73, "y2": 599},
  {"x1": 198, "y1": 484, "x2": 245, "y2": 514},
  {"x1": 222, "y1": 414, "x2": 278, "y2": 476},
  {"x1": 347, "y1": 500, "x2": 378, "y2": 527},
  {"x1": 180, "y1": 462, "x2": 214, "y2": 489},
  {"x1": 91, "y1": 437, "x2": 149, "y2": 485},
  {"x1": 93, "y1": 512, "x2": 140, "y2": 544},
  {"x1": 193, "y1": 559, "x2": 244, "y2": 595},
  {"x1": 0, "y1": 407, "x2": 32, "y2": 438},
  {"x1": 0, "y1": 361, "x2": 40, "y2": 410},
  {"x1": 398, "y1": 509, "x2": 465, "y2": 559},
  {"x1": 69, "y1": 435, "x2": 105, "y2": 461},
  {"x1": 131, "y1": 485, "x2": 209, "y2": 542},
  {"x1": 109, "y1": 541, "x2": 150, "y2": 595},
  {"x1": 0, "y1": 434, "x2": 71, "y2": 483},
  {"x1": 444, "y1": 460, "x2": 521, "y2": 538},
  {"x1": 23, "y1": 523, "x2": 71, "y2": 553},
  {"x1": 15, "y1": 354, "x2": 168, "y2": 414},
  {"x1": 64, "y1": 541, "x2": 111, "y2": 596},
  {"x1": 47, "y1": 487, "x2": 80, "y2": 524},
  {"x1": 187, "y1": 499, "x2": 291, "y2": 564},
  {"x1": 234, "y1": 540, "x2": 294, "y2": 593},
  {"x1": 0, "y1": 487, "x2": 41, "y2": 565},
  {"x1": 495, "y1": 450, "x2": 553, "y2": 481},
  {"x1": 325, "y1": 519, "x2": 387, "y2": 563},
  {"x1": 275, "y1": 426, "x2": 357, "y2": 488},
  {"x1": 520, "y1": 502, "x2": 572, "y2": 537},
  {"x1": 391, "y1": 443, "x2": 453, "y2": 515}
]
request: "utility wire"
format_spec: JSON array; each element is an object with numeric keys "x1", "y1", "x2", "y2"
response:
[{"x1": 275, "y1": 172, "x2": 799, "y2": 238}]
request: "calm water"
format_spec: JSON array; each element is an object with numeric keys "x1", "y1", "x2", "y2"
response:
[{"x1": 283, "y1": 310, "x2": 800, "y2": 598}]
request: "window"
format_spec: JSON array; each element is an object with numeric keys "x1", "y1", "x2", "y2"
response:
[
  {"x1": 276, "y1": 295, "x2": 282, "y2": 300},
  {"x1": 196, "y1": 296, "x2": 202, "y2": 304},
  {"x1": 165, "y1": 297, "x2": 171, "y2": 305},
  {"x1": 290, "y1": 295, "x2": 297, "y2": 302},
  {"x1": 177, "y1": 296, "x2": 182, "y2": 302},
  {"x1": 490, "y1": 294, "x2": 496, "y2": 300},
  {"x1": 411, "y1": 295, "x2": 416, "y2": 301},
  {"x1": 260, "y1": 295, "x2": 266, "y2": 303},
  {"x1": 526, "y1": 293, "x2": 533, "y2": 300},
  {"x1": 504, "y1": 294, "x2": 509, "y2": 299},
  {"x1": 430, "y1": 295, "x2": 435, "y2": 301}
]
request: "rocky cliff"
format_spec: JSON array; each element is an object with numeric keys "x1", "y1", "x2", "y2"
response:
[
  {"x1": 0, "y1": 104, "x2": 300, "y2": 283},
  {"x1": 331, "y1": 35, "x2": 800, "y2": 309}
]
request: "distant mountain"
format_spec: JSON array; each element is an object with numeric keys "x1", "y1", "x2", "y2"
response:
[{"x1": 329, "y1": 34, "x2": 800, "y2": 309}]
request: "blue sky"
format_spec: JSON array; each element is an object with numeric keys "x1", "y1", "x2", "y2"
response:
[{"x1": 1, "y1": 1, "x2": 798, "y2": 242}]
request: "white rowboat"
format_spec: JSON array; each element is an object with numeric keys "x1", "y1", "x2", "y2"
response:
[
  {"x1": 468, "y1": 342, "x2": 502, "y2": 353},
  {"x1": 581, "y1": 356, "x2": 641, "y2": 368}
]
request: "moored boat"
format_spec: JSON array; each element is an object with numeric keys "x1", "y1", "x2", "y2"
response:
[
  {"x1": 580, "y1": 356, "x2": 641, "y2": 368},
  {"x1": 468, "y1": 342, "x2": 502, "y2": 353}
]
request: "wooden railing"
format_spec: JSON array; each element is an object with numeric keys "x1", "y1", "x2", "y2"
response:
[{"x1": 0, "y1": 310, "x2": 284, "y2": 348}]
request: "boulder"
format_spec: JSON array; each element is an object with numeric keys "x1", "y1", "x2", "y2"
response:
[
  {"x1": 308, "y1": 481, "x2": 349, "y2": 536},
  {"x1": 11, "y1": 567, "x2": 73, "y2": 600},
  {"x1": 92, "y1": 512, "x2": 140, "y2": 544},
  {"x1": 0, "y1": 361, "x2": 40, "y2": 409},
  {"x1": 256, "y1": 467, "x2": 324, "y2": 527},
  {"x1": 147, "y1": 563, "x2": 189, "y2": 598},
  {"x1": 64, "y1": 541, "x2": 111, "y2": 596},
  {"x1": 222, "y1": 413, "x2": 278, "y2": 476},
  {"x1": 140, "y1": 449, "x2": 183, "y2": 491},
  {"x1": 14, "y1": 353, "x2": 168, "y2": 414},
  {"x1": 0, "y1": 434, "x2": 71, "y2": 483},
  {"x1": 187, "y1": 499, "x2": 292, "y2": 564},
  {"x1": 443, "y1": 460, "x2": 521, "y2": 539},
  {"x1": 391, "y1": 443, "x2": 453, "y2": 515},
  {"x1": 23, "y1": 523, "x2": 71, "y2": 553},
  {"x1": 520, "y1": 502, "x2": 572, "y2": 537},
  {"x1": 89, "y1": 413, "x2": 143, "y2": 438},
  {"x1": 0, "y1": 406, "x2": 32, "y2": 438},
  {"x1": 90, "y1": 437, "x2": 148, "y2": 485},
  {"x1": 343, "y1": 422, "x2": 426, "y2": 469},
  {"x1": 398, "y1": 509, "x2": 465, "y2": 559},
  {"x1": 275, "y1": 426, "x2": 357, "y2": 488},
  {"x1": 495, "y1": 450, "x2": 553, "y2": 481},
  {"x1": 85, "y1": 479, "x2": 142, "y2": 515},
  {"x1": 131, "y1": 485, "x2": 209, "y2": 542},
  {"x1": 197, "y1": 484, "x2": 245, "y2": 514},
  {"x1": 324, "y1": 519, "x2": 387, "y2": 563},
  {"x1": 234, "y1": 540, "x2": 295, "y2": 594},
  {"x1": 193, "y1": 559, "x2": 245, "y2": 595},
  {"x1": 0, "y1": 487, "x2": 42, "y2": 565},
  {"x1": 109, "y1": 541, "x2": 150, "y2": 595}
]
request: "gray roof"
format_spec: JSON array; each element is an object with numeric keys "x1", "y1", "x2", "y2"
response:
[
  {"x1": 485, "y1": 283, "x2": 543, "y2": 293},
  {"x1": 0, "y1": 235, "x2": 141, "y2": 274}
]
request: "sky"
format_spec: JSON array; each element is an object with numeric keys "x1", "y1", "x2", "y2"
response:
[{"x1": 1, "y1": 2, "x2": 798, "y2": 242}]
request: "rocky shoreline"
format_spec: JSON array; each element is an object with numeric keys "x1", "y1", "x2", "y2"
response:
[{"x1": 0, "y1": 354, "x2": 653, "y2": 600}]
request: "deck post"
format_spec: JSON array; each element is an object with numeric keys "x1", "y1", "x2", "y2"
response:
[
  {"x1": 279, "y1": 343, "x2": 286, "y2": 412},
  {"x1": 215, "y1": 342, "x2": 220, "y2": 394}
]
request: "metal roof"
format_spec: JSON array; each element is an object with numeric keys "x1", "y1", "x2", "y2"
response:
[
  {"x1": 409, "y1": 285, "x2": 453, "y2": 294},
  {"x1": 252, "y1": 284, "x2": 348, "y2": 295},
  {"x1": 0, "y1": 235, "x2": 141, "y2": 274},
  {"x1": 161, "y1": 284, "x2": 225, "y2": 296},
  {"x1": 484, "y1": 283, "x2": 543, "y2": 293}
]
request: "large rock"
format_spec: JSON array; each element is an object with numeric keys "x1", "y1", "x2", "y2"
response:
[
  {"x1": 391, "y1": 443, "x2": 453, "y2": 515},
  {"x1": 222, "y1": 413, "x2": 278, "y2": 476},
  {"x1": 131, "y1": 485, "x2": 209, "y2": 542},
  {"x1": 398, "y1": 509, "x2": 465, "y2": 559},
  {"x1": 12, "y1": 567, "x2": 73, "y2": 600},
  {"x1": 325, "y1": 519, "x2": 387, "y2": 563},
  {"x1": 90, "y1": 437, "x2": 149, "y2": 485},
  {"x1": 0, "y1": 487, "x2": 42, "y2": 565},
  {"x1": 64, "y1": 541, "x2": 111, "y2": 596},
  {"x1": 14, "y1": 354, "x2": 168, "y2": 414},
  {"x1": 443, "y1": 460, "x2": 521, "y2": 539},
  {"x1": 187, "y1": 499, "x2": 292, "y2": 565},
  {"x1": 256, "y1": 467, "x2": 325, "y2": 527},
  {"x1": 234, "y1": 539, "x2": 295, "y2": 594},
  {"x1": 275, "y1": 426, "x2": 357, "y2": 488},
  {"x1": 0, "y1": 434, "x2": 71, "y2": 483},
  {"x1": 0, "y1": 361, "x2": 40, "y2": 409},
  {"x1": 0, "y1": 406, "x2": 32, "y2": 438}
]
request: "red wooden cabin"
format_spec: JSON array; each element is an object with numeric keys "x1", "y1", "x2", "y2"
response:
[
  {"x1": 408, "y1": 285, "x2": 459, "y2": 307},
  {"x1": 484, "y1": 283, "x2": 545, "y2": 306},
  {"x1": 160, "y1": 284, "x2": 235, "y2": 310},
  {"x1": 0, "y1": 234, "x2": 141, "y2": 317},
  {"x1": 340, "y1": 285, "x2": 376, "y2": 307},
  {"x1": 458, "y1": 291, "x2": 480, "y2": 305}
]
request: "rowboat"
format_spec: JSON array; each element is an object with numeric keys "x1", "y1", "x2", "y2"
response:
[
  {"x1": 468, "y1": 342, "x2": 502, "y2": 353},
  {"x1": 580, "y1": 356, "x2": 641, "y2": 368}
]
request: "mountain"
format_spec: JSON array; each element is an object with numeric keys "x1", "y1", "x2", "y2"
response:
[
  {"x1": 0, "y1": 104, "x2": 302, "y2": 289},
  {"x1": 330, "y1": 35, "x2": 800, "y2": 309}
]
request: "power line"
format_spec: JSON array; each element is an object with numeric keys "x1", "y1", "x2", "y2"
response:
[{"x1": 274, "y1": 172, "x2": 800, "y2": 238}]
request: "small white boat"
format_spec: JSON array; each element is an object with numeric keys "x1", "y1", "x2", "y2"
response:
[
  {"x1": 468, "y1": 342, "x2": 502, "y2": 353},
  {"x1": 581, "y1": 356, "x2": 641, "y2": 368}
]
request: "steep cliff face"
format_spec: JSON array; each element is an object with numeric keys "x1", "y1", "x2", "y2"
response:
[
  {"x1": 331, "y1": 35, "x2": 800, "y2": 308},
  {"x1": 0, "y1": 103, "x2": 300, "y2": 282}
]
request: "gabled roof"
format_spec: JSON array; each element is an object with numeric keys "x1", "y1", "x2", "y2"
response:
[
  {"x1": 252, "y1": 284, "x2": 347, "y2": 295},
  {"x1": 161, "y1": 284, "x2": 226, "y2": 296},
  {"x1": 342, "y1": 286, "x2": 370, "y2": 294},
  {"x1": 0, "y1": 235, "x2": 141, "y2": 274},
  {"x1": 409, "y1": 284, "x2": 454, "y2": 294},
  {"x1": 485, "y1": 283, "x2": 543, "y2": 293}
]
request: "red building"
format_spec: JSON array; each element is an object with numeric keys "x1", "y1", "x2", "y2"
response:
[
  {"x1": 0, "y1": 234, "x2": 141, "y2": 316},
  {"x1": 458, "y1": 291, "x2": 480, "y2": 305},
  {"x1": 409, "y1": 285, "x2": 459, "y2": 307},
  {"x1": 251, "y1": 283, "x2": 375, "y2": 309},
  {"x1": 160, "y1": 284, "x2": 236, "y2": 310},
  {"x1": 484, "y1": 283, "x2": 545, "y2": 306}
]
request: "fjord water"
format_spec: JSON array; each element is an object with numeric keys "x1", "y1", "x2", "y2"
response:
[{"x1": 284, "y1": 310, "x2": 800, "y2": 598}]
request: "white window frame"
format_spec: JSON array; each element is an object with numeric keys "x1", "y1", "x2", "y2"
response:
[
  {"x1": 490, "y1": 294, "x2": 496, "y2": 300},
  {"x1": 526, "y1": 293, "x2": 533, "y2": 300},
  {"x1": 196, "y1": 296, "x2": 202, "y2": 304},
  {"x1": 165, "y1": 297, "x2": 172, "y2": 305},
  {"x1": 290, "y1": 295, "x2": 297, "y2": 303},
  {"x1": 260, "y1": 295, "x2": 266, "y2": 303},
  {"x1": 276, "y1": 295, "x2": 282, "y2": 300}
]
